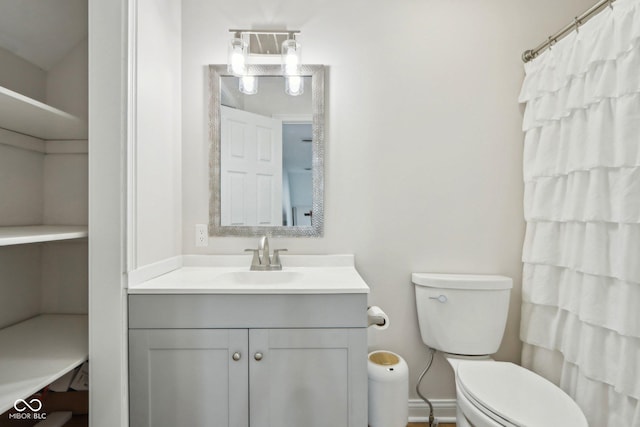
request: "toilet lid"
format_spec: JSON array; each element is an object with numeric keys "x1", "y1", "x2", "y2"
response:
[{"x1": 457, "y1": 362, "x2": 588, "y2": 427}]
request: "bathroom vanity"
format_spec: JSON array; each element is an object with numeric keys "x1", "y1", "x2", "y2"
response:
[{"x1": 128, "y1": 255, "x2": 369, "y2": 427}]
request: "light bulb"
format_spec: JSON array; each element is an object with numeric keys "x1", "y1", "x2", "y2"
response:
[
  {"x1": 239, "y1": 75, "x2": 258, "y2": 95},
  {"x1": 285, "y1": 75, "x2": 304, "y2": 96},
  {"x1": 228, "y1": 38, "x2": 247, "y2": 76},
  {"x1": 285, "y1": 52, "x2": 299, "y2": 75},
  {"x1": 281, "y1": 39, "x2": 301, "y2": 76}
]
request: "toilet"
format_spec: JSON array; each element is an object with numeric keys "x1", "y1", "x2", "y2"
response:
[{"x1": 412, "y1": 273, "x2": 588, "y2": 427}]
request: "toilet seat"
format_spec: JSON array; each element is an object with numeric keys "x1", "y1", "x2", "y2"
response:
[{"x1": 456, "y1": 361, "x2": 588, "y2": 427}]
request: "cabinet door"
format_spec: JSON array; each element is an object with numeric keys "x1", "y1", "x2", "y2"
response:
[
  {"x1": 249, "y1": 328, "x2": 367, "y2": 427},
  {"x1": 129, "y1": 329, "x2": 249, "y2": 427}
]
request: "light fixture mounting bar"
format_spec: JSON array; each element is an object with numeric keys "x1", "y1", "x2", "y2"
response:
[
  {"x1": 228, "y1": 29, "x2": 300, "y2": 55},
  {"x1": 228, "y1": 29, "x2": 300, "y2": 36}
]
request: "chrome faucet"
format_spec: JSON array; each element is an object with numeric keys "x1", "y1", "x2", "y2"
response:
[{"x1": 245, "y1": 236, "x2": 287, "y2": 271}]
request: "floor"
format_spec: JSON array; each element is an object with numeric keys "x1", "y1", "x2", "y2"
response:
[
  {"x1": 0, "y1": 390, "x2": 87, "y2": 427},
  {"x1": 0, "y1": 415, "x2": 86, "y2": 427},
  {"x1": 64, "y1": 415, "x2": 88, "y2": 426},
  {"x1": 408, "y1": 423, "x2": 456, "y2": 427}
]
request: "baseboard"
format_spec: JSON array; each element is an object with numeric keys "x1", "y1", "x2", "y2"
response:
[{"x1": 408, "y1": 398, "x2": 457, "y2": 423}]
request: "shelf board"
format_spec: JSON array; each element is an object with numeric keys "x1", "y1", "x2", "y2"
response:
[
  {"x1": 0, "y1": 314, "x2": 88, "y2": 413},
  {"x1": 0, "y1": 86, "x2": 87, "y2": 140},
  {"x1": 0, "y1": 225, "x2": 88, "y2": 246}
]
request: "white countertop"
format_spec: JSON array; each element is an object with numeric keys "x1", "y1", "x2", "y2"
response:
[{"x1": 128, "y1": 255, "x2": 370, "y2": 295}]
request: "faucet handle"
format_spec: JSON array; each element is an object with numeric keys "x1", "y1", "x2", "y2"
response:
[
  {"x1": 244, "y1": 249, "x2": 261, "y2": 268},
  {"x1": 272, "y1": 249, "x2": 288, "y2": 268}
]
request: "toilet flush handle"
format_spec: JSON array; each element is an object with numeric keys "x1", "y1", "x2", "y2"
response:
[{"x1": 429, "y1": 295, "x2": 448, "y2": 303}]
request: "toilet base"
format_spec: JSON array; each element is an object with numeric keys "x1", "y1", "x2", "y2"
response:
[
  {"x1": 456, "y1": 404, "x2": 472, "y2": 427},
  {"x1": 445, "y1": 354, "x2": 504, "y2": 427},
  {"x1": 455, "y1": 386, "x2": 503, "y2": 427}
]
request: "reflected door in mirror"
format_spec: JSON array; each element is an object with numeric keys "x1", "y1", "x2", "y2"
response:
[{"x1": 221, "y1": 105, "x2": 283, "y2": 226}]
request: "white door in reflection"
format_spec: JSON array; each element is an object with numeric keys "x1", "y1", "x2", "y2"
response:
[{"x1": 220, "y1": 105, "x2": 283, "y2": 226}]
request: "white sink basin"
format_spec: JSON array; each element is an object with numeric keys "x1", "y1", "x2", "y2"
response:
[{"x1": 128, "y1": 255, "x2": 370, "y2": 295}]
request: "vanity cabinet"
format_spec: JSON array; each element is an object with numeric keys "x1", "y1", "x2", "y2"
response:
[
  {"x1": 128, "y1": 293, "x2": 368, "y2": 427},
  {"x1": 129, "y1": 328, "x2": 249, "y2": 427}
]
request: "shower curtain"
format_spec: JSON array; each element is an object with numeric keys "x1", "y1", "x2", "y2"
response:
[{"x1": 519, "y1": 0, "x2": 640, "y2": 425}]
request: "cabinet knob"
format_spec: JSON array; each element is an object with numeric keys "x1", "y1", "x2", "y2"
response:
[
  {"x1": 232, "y1": 352, "x2": 241, "y2": 361},
  {"x1": 254, "y1": 352, "x2": 263, "y2": 361}
]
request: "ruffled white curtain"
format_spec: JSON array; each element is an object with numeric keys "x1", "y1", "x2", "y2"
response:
[{"x1": 519, "y1": 0, "x2": 640, "y2": 425}]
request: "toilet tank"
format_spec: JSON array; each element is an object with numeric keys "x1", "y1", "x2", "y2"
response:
[{"x1": 412, "y1": 273, "x2": 512, "y2": 356}]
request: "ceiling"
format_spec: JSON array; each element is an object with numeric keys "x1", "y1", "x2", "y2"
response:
[{"x1": 0, "y1": 0, "x2": 87, "y2": 71}]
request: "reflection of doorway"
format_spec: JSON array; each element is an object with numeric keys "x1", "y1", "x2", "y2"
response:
[
  {"x1": 280, "y1": 119, "x2": 313, "y2": 226},
  {"x1": 293, "y1": 206, "x2": 312, "y2": 226},
  {"x1": 220, "y1": 105, "x2": 283, "y2": 226}
]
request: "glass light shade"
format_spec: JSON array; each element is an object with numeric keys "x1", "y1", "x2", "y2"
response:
[
  {"x1": 281, "y1": 39, "x2": 302, "y2": 76},
  {"x1": 239, "y1": 75, "x2": 258, "y2": 95},
  {"x1": 285, "y1": 75, "x2": 304, "y2": 96},
  {"x1": 228, "y1": 38, "x2": 247, "y2": 76}
]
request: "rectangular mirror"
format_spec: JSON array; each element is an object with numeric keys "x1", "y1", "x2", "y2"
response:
[{"x1": 208, "y1": 64, "x2": 324, "y2": 237}]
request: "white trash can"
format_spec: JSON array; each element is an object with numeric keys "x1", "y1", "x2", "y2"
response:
[{"x1": 368, "y1": 350, "x2": 408, "y2": 427}]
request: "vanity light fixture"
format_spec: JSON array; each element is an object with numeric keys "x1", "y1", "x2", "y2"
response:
[
  {"x1": 282, "y1": 34, "x2": 303, "y2": 96},
  {"x1": 227, "y1": 29, "x2": 302, "y2": 96},
  {"x1": 281, "y1": 36, "x2": 301, "y2": 76},
  {"x1": 227, "y1": 33, "x2": 247, "y2": 76}
]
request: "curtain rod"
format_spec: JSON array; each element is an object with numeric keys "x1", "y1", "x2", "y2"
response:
[{"x1": 522, "y1": 0, "x2": 616, "y2": 63}]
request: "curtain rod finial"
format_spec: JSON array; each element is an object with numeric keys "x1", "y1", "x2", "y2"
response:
[{"x1": 522, "y1": 49, "x2": 535, "y2": 63}]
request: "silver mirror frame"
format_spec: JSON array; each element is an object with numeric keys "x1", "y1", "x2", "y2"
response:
[{"x1": 208, "y1": 64, "x2": 325, "y2": 237}]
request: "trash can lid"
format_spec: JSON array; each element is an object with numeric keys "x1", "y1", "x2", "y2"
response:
[
  {"x1": 368, "y1": 351, "x2": 408, "y2": 382},
  {"x1": 369, "y1": 351, "x2": 400, "y2": 366}
]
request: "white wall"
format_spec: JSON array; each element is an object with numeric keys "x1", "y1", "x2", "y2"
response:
[
  {"x1": 0, "y1": 246, "x2": 42, "y2": 329},
  {"x1": 242, "y1": 76, "x2": 312, "y2": 117},
  {"x1": 180, "y1": 0, "x2": 596, "y2": 403},
  {"x1": 46, "y1": 39, "x2": 89, "y2": 121},
  {"x1": 0, "y1": 143, "x2": 43, "y2": 225},
  {"x1": 43, "y1": 153, "x2": 88, "y2": 225},
  {"x1": 133, "y1": 0, "x2": 182, "y2": 268},
  {"x1": 41, "y1": 241, "x2": 88, "y2": 314},
  {"x1": 288, "y1": 170, "x2": 312, "y2": 206},
  {"x1": 0, "y1": 46, "x2": 46, "y2": 102}
]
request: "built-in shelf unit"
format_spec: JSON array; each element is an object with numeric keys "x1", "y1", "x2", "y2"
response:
[
  {"x1": 0, "y1": 86, "x2": 87, "y2": 140},
  {"x1": 0, "y1": 6, "x2": 89, "y2": 415},
  {"x1": 0, "y1": 225, "x2": 88, "y2": 246},
  {"x1": 0, "y1": 314, "x2": 88, "y2": 413}
]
